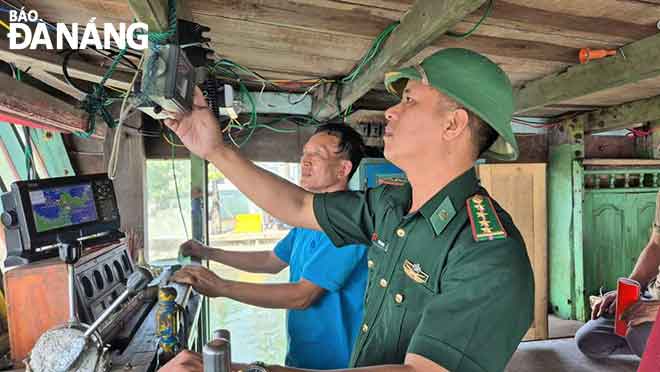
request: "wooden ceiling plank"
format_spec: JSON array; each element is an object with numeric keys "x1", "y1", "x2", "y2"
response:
[
  {"x1": 504, "y1": 0, "x2": 660, "y2": 25},
  {"x1": 189, "y1": 0, "x2": 402, "y2": 37},
  {"x1": 466, "y1": 1, "x2": 660, "y2": 40},
  {"x1": 212, "y1": 43, "x2": 355, "y2": 78},
  {"x1": 314, "y1": 0, "x2": 489, "y2": 120},
  {"x1": 435, "y1": 34, "x2": 577, "y2": 64},
  {"x1": 191, "y1": 0, "x2": 652, "y2": 50},
  {"x1": 514, "y1": 32, "x2": 660, "y2": 114}
]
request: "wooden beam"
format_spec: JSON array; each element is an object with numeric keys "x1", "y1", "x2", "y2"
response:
[
  {"x1": 514, "y1": 32, "x2": 660, "y2": 114},
  {"x1": 567, "y1": 94, "x2": 660, "y2": 134},
  {"x1": 24, "y1": 69, "x2": 86, "y2": 101},
  {"x1": 582, "y1": 158, "x2": 660, "y2": 166},
  {"x1": 128, "y1": 0, "x2": 191, "y2": 30},
  {"x1": 128, "y1": 0, "x2": 171, "y2": 33},
  {"x1": 0, "y1": 39, "x2": 132, "y2": 91},
  {"x1": 0, "y1": 73, "x2": 102, "y2": 139},
  {"x1": 313, "y1": 0, "x2": 488, "y2": 119}
]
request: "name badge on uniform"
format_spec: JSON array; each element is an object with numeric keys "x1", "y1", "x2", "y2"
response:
[
  {"x1": 371, "y1": 233, "x2": 388, "y2": 252},
  {"x1": 403, "y1": 259, "x2": 429, "y2": 284}
]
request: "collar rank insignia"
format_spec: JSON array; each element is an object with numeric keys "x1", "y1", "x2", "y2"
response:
[
  {"x1": 466, "y1": 194, "x2": 508, "y2": 242},
  {"x1": 403, "y1": 259, "x2": 429, "y2": 284}
]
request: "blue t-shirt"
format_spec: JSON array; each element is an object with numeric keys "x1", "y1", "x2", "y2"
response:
[{"x1": 274, "y1": 227, "x2": 367, "y2": 369}]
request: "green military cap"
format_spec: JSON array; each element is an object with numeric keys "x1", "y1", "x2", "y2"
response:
[{"x1": 384, "y1": 48, "x2": 518, "y2": 160}]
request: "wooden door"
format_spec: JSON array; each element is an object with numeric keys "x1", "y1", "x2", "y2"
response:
[
  {"x1": 478, "y1": 163, "x2": 548, "y2": 341},
  {"x1": 583, "y1": 191, "x2": 657, "y2": 307}
]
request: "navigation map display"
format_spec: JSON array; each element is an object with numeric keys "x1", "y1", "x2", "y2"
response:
[{"x1": 29, "y1": 183, "x2": 98, "y2": 232}]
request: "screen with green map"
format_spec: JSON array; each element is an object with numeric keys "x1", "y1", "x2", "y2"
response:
[{"x1": 29, "y1": 183, "x2": 98, "y2": 233}]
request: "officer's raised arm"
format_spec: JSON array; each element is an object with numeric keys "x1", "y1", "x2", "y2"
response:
[{"x1": 163, "y1": 88, "x2": 319, "y2": 231}]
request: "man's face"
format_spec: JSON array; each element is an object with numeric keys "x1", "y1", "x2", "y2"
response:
[
  {"x1": 299, "y1": 133, "x2": 351, "y2": 193},
  {"x1": 383, "y1": 80, "x2": 459, "y2": 166}
]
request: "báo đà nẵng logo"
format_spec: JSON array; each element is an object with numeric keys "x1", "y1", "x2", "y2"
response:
[{"x1": 7, "y1": 7, "x2": 149, "y2": 50}]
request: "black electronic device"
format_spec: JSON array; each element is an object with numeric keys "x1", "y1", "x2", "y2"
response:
[
  {"x1": 138, "y1": 44, "x2": 196, "y2": 120},
  {"x1": 177, "y1": 20, "x2": 213, "y2": 67},
  {"x1": 1, "y1": 173, "x2": 123, "y2": 266}
]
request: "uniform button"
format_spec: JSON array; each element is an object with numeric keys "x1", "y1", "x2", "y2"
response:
[
  {"x1": 367, "y1": 260, "x2": 375, "y2": 269},
  {"x1": 394, "y1": 293, "x2": 405, "y2": 304},
  {"x1": 362, "y1": 324, "x2": 369, "y2": 333},
  {"x1": 396, "y1": 228, "x2": 406, "y2": 237},
  {"x1": 379, "y1": 278, "x2": 388, "y2": 288}
]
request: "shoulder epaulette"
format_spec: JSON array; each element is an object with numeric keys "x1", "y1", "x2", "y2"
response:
[{"x1": 466, "y1": 194, "x2": 508, "y2": 242}]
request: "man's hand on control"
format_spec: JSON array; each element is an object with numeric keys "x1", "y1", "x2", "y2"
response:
[
  {"x1": 180, "y1": 239, "x2": 209, "y2": 260},
  {"x1": 172, "y1": 266, "x2": 227, "y2": 298}
]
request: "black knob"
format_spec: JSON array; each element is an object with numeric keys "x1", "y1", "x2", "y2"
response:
[
  {"x1": 1, "y1": 211, "x2": 17, "y2": 228},
  {"x1": 59, "y1": 243, "x2": 81, "y2": 265}
]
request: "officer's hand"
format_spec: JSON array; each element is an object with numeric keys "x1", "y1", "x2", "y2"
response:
[
  {"x1": 172, "y1": 266, "x2": 226, "y2": 298},
  {"x1": 163, "y1": 86, "x2": 225, "y2": 161},
  {"x1": 158, "y1": 350, "x2": 202, "y2": 372},
  {"x1": 592, "y1": 291, "x2": 617, "y2": 320},
  {"x1": 180, "y1": 239, "x2": 208, "y2": 259},
  {"x1": 622, "y1": 299, "x2": 660, "y2": 327}
]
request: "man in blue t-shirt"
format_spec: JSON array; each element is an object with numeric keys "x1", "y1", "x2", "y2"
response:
[{"x1": 173, "y1": 124, "x2": 367, "y2": 369}]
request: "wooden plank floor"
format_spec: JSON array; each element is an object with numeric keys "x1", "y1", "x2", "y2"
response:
[
  {"x1": 507, "y1": 315, "x2": 639, "y2": 372},
  {"x1": 507, "y1": 338, "x2": 639, "y2": 372}
]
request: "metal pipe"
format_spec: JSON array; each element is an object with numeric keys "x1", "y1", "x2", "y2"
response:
[
  {"x1": 68, "y1": 265, "x2": 76, "y2": 322},
  {"x1": 83, "y1": 291, "x2": 130, "y2": 338},
  {"x1": 203, "y1": 339, "x2": 231, "y2": 372}
]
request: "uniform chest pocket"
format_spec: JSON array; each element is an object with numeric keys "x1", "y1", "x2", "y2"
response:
[{"x1": 389, "y1": 259, "x2": 441, "y2": 312}]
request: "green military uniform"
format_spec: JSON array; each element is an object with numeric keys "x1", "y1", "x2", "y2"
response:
[{"x1": 313, "y1": 168, "x2": 534, "y2": 372}]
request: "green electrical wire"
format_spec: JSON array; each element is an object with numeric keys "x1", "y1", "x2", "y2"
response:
[
  {"x1": 341, "y1": 21, "x2": 400, "y2": 84},
  {"x1": 447, "y1": 0, "x2": 494, "y2": 39},
  {"x1": 77, "y1": 0, "x2": 178, "y2": 138},
  {"x1": 208, "y1": 57, "x2": 334, "y2": 145}
]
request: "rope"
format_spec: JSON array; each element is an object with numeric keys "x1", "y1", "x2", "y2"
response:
[{"x1": 77, "y1": 0, "x2": 178, "y2": 138}]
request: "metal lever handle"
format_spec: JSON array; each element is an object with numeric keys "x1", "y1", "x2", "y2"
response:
[
  {"x1": 203, "y1": 339, "x2": 231, "y2": 372},
  {"x1": 58, "y1": 243, "x2": 81, "y2": 322}
]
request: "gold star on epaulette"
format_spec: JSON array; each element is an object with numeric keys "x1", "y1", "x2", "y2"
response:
[{"x1": 466, "y1": 195, "x2": 508, "y2": 242}]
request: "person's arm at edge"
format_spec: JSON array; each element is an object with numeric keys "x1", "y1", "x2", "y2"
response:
[
  {"x1": 233, "y1": 354, "x2": 448, "y2": 372},
  {"x1": 206, "y1": 248, "x2": 287, "y2": 274},
  {"x1": 217, "y1": 278, "x2": 325, "y2": 310},
  {"x1": 594, "y1": 230, "x2": 660, "y2": 318},
  {"x1": 629, "y1": 230, "x2": 660, "y2": 287},
  {"x1": 172, "y1": 266, "x2": 324, "y2": 310}
]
